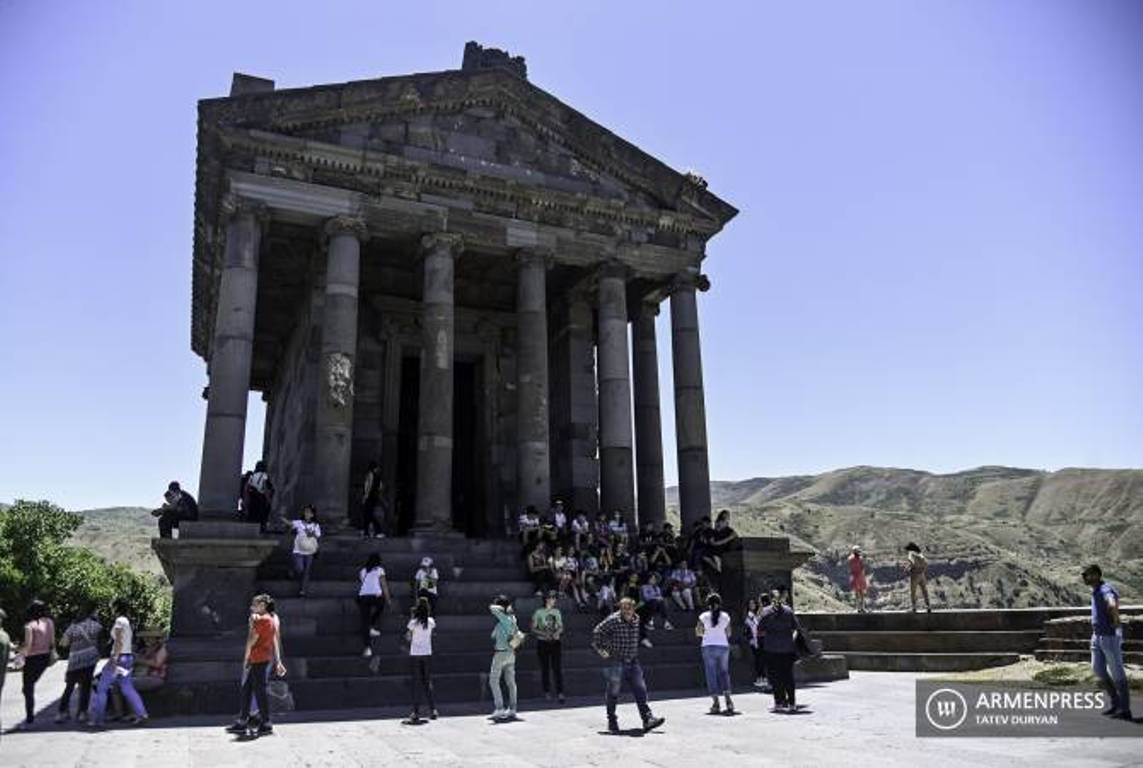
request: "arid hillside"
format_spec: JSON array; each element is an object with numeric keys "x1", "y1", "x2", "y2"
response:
[{"x1": 669, "y1": 466, "x2": 1142, "y2": 611}]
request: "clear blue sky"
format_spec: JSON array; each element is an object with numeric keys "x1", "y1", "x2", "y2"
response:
[{"x1": 1, "y1": 1, "x2": 1140, "y2": 510}]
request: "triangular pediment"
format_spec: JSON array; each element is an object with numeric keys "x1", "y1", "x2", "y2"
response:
[{"x1": 199, "y1": 68, "x2": 736, "y2": 227}]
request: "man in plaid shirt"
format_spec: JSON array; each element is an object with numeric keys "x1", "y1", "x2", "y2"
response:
[{"x1": 592, "y1": 597, "x2": 666, "y2": 733}]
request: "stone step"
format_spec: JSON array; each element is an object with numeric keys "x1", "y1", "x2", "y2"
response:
[
  {"x1": 813, "y1": 630, "x2": 1042, "y2": 654},
  {"x1": 264, "y1": 534, "x2": 525, "y2": 557},
  {"x1": 838, "y1": 651, "x2": 1021, "y2": 672},
  {"x1": 261, "y1": 563, "x2": 527, "y2": 582},
  {"x1": 150, "y1": 655, "x2": 842, "y2": 717},
  {"x1": 171, "y1": 623, "x2": 707, "y2": 661},
  {"x1": 1041, "y1": 618, "x2": 1143, "y2": 640},
  {"x1": 799, "y1": 608, "x2": 1095, "y2": 633},
  {"x1": 169, "y1": 644, "x2": 710, "y2": 683},
  {"x1": 1036, "y1": 637, "x2": 1143, "y2": 651},
  {"x1": 1034, "y1": 649, "x2": 1143, "y2": 664},
  {"x1": 257, "y1": 580, "x2": 538, "y2": 600}
]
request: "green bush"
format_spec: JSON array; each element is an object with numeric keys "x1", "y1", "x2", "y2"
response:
[{"x1": 0, "y1": 500, "x2": 170, "y2": 640}]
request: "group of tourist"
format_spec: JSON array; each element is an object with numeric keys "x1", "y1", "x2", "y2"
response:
[
  {"x1": 518, "y1": 503, "x2": 742, "y2": 648},
  {"x1": 0, "y1": 601, "x2": 167, "y2": 732}
]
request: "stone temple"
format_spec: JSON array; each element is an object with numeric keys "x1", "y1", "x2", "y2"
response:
[
  {"x1": 191, "y1": 42, "x2": 736, "y2": 534},
  {"x1": 154, "y1": 44, "x2": 834, "y2": 716}
]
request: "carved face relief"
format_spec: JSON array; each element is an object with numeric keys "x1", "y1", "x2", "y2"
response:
[{"x1": 327, "y1": 352, "x2": 354, "y2": 407}]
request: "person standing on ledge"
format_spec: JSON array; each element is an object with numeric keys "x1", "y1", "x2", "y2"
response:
[
  {"x1": 591, "y1": 596, "x2": 666, "y2": 734},
  {"x1": 848, "y1": 546, "x2": 869, "y2": 613},
  {"x1": 1083, "y1": 564, "x2": 1133, "y2": 720},
  {"x1": 902, "y1": 542, "x2": 931, "y2": 613}
]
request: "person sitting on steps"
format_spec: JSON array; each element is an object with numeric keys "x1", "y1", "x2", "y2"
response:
[{"x1": 152, "y1": 481, "x2": 198, "y2": 539}]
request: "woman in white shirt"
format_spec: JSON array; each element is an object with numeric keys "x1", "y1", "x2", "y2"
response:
[
  {"x1": 405, "y1": 597, "x2": 437, "y2": 723},
  {"x1": 285, "y1": 505, "x2": 321, "y2": 597},
  {"x1": 357, "y1": 554, "x2": 390, "y2": 658},
  {"x1": 696, "y1": 592, "x2": 734, "y2": 714}
]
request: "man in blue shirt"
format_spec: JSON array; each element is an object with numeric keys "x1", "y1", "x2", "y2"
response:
[{"x1": 1082, "y1": 564, "x2": 1132, "y2": 720}]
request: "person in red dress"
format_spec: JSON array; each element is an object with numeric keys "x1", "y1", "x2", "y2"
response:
[{"x1": 848, "y1": 546, "x2": 869, "y2": 613}]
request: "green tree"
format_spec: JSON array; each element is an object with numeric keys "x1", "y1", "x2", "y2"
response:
[{"x1": 0, "y1": 500, "x2": 170, "y2": 640}]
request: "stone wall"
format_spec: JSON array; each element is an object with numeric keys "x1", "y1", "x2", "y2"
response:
[{"x1": 265, "y1": 282, "x2": 323, "y2": 517}]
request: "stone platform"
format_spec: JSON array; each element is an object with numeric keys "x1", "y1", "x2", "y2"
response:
[
  {"x1": 151, "y1": 532, "x2": 845, "y2": 717},
  {"x1": 801, "y1": 606, "x2": 1143, "y2": 671},
  {"x1": 4, "y1": 669, "x2": 1138, "y2": 768}
]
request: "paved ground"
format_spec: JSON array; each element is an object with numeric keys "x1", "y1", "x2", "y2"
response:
[{"x1": 1, "y1": 665, "x2": 1139, "y2": 767}]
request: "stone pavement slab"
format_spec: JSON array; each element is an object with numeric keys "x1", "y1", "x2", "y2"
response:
[{"x1": 1, "y1": 666, "x2": 1138, "y2": 767}]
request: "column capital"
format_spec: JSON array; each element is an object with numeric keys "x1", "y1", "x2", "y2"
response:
[
  {"x1": 221, "y1": 194, "x2": 270, "y2": 223},
  {"x1": 596, "y1": 258, "x2": 631, "y2": 282},
  {"x1": 420, "y1": 231, "x2": 464, "y2": 257},
  {"x1": 324, "y1": 215, "x2": 369, "y2": 242},
  {"x1": 514, "y1": 246, "x2": 555, "y2": 269},
  {"x1": 636, "y1": 299, "x2": 661, "y2": 319},
  {"x1": 669, "y1": 271, "x2": 711, "y2": 294}
]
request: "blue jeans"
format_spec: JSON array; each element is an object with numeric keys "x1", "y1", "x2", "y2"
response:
[
  {"x1": 702, "y1": 644, "x2": 731, "y2": 695},
  {"x1": 1092, "y1": 632, "x2": 1131, "y2": 713},
  {"x1": 489, "y1": 650, "x2": 517, "y2": 712},
  {"x1": 292, "y1": 553, "x2": 314, "y2": 594},
  {"x1": 89, "y1": 655, "x2": 147, "y2": 724},
  {"x1": 603, "y1": 659, "x2": 651, "y2": 720}
]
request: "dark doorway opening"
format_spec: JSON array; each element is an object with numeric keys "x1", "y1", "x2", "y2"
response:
[
  {"x1": 395, "y1": 355, "x2": 420, "y2": 536},
  {"x1": 452, "y1": 359, "x2": 485, "y2": 537}
]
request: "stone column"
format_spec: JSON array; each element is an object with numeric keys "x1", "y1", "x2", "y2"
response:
[
  {"x1": 549, "y1": 291, "x2": 600, "y2": 515},
  {"x1": 515, "y1": 248, "x2": 552, "y2": 512},
  {"x1": 596, "y1": 261, "x2": 636, "y2": 526},
  {"x1": 632, "y1": 300, "x2": 666, "y2": 529},
  {"x1": 670, "y1": 272, "x2": 712, "y2": 532},
  {"x1": 414, "y1": 233, "x2": 463, "y2": 532},
  {"x1": 198, "y1": 198, "x2": 265, "y2": 516},
  {"x1": 312, "y1": 216, "x2": 367, "y2": 524}
]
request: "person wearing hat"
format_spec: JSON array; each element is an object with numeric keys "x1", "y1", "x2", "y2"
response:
[
  {"x1": 1083, "y1": 564, "x2": 1133, "y2": 720},
  {"x1": 902, "y1": 543, "x2": 931, "y2": 613},
  {"x1": 413, "y1": 557, "x2": 440, "y2": 616},
  {"x1": 848, "y1": 546, "x2": 869, "y2": 613},
  {"x1": 530, "y1": 591, "x2": 565, "y2": 703}
]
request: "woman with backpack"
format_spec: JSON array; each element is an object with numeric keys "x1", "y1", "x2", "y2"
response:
[
  {"x1": 405, "y1": 597, "x2": 438, "y2": 723},
  {"x1": 285, "y1": 504, "x2": 321, "y2": 597},
  {"x1": 696, "y1": 593, "x2": 734, "y2": 714}
]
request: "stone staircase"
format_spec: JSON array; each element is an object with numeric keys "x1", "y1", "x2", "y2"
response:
[
  {"x1": 1034, "y1": 614, "x2": 1143, "y2": 664},
  {"x1": 151, "y1": 535, "x2": 844, "y2": 716},
  {"x1": 800, "y1": 607, "x2": 1117, "y2": 672}
]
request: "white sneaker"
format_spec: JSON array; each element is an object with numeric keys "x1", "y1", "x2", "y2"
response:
[
  {"x1": 664, "y1": 621, "x2": 674, "y2": 631},
  {"x1": 362, "y1": 648, "x2": 373, "y2": 658},
  {"x1": 647, "y1": 619, "x2": 655, "y2": 630},
  {"x1": 505, "y1": 709, "x2": 516, "y2": 719},
  {"x1": 369, "y1": 628, "x2": 381, "y2": 638},
  {"x1": 640, "y1": 638, "x2": 653, "y2": 648},
  {"x1": 491, "y1": 708, "x2": 506, "y2": 719}
]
